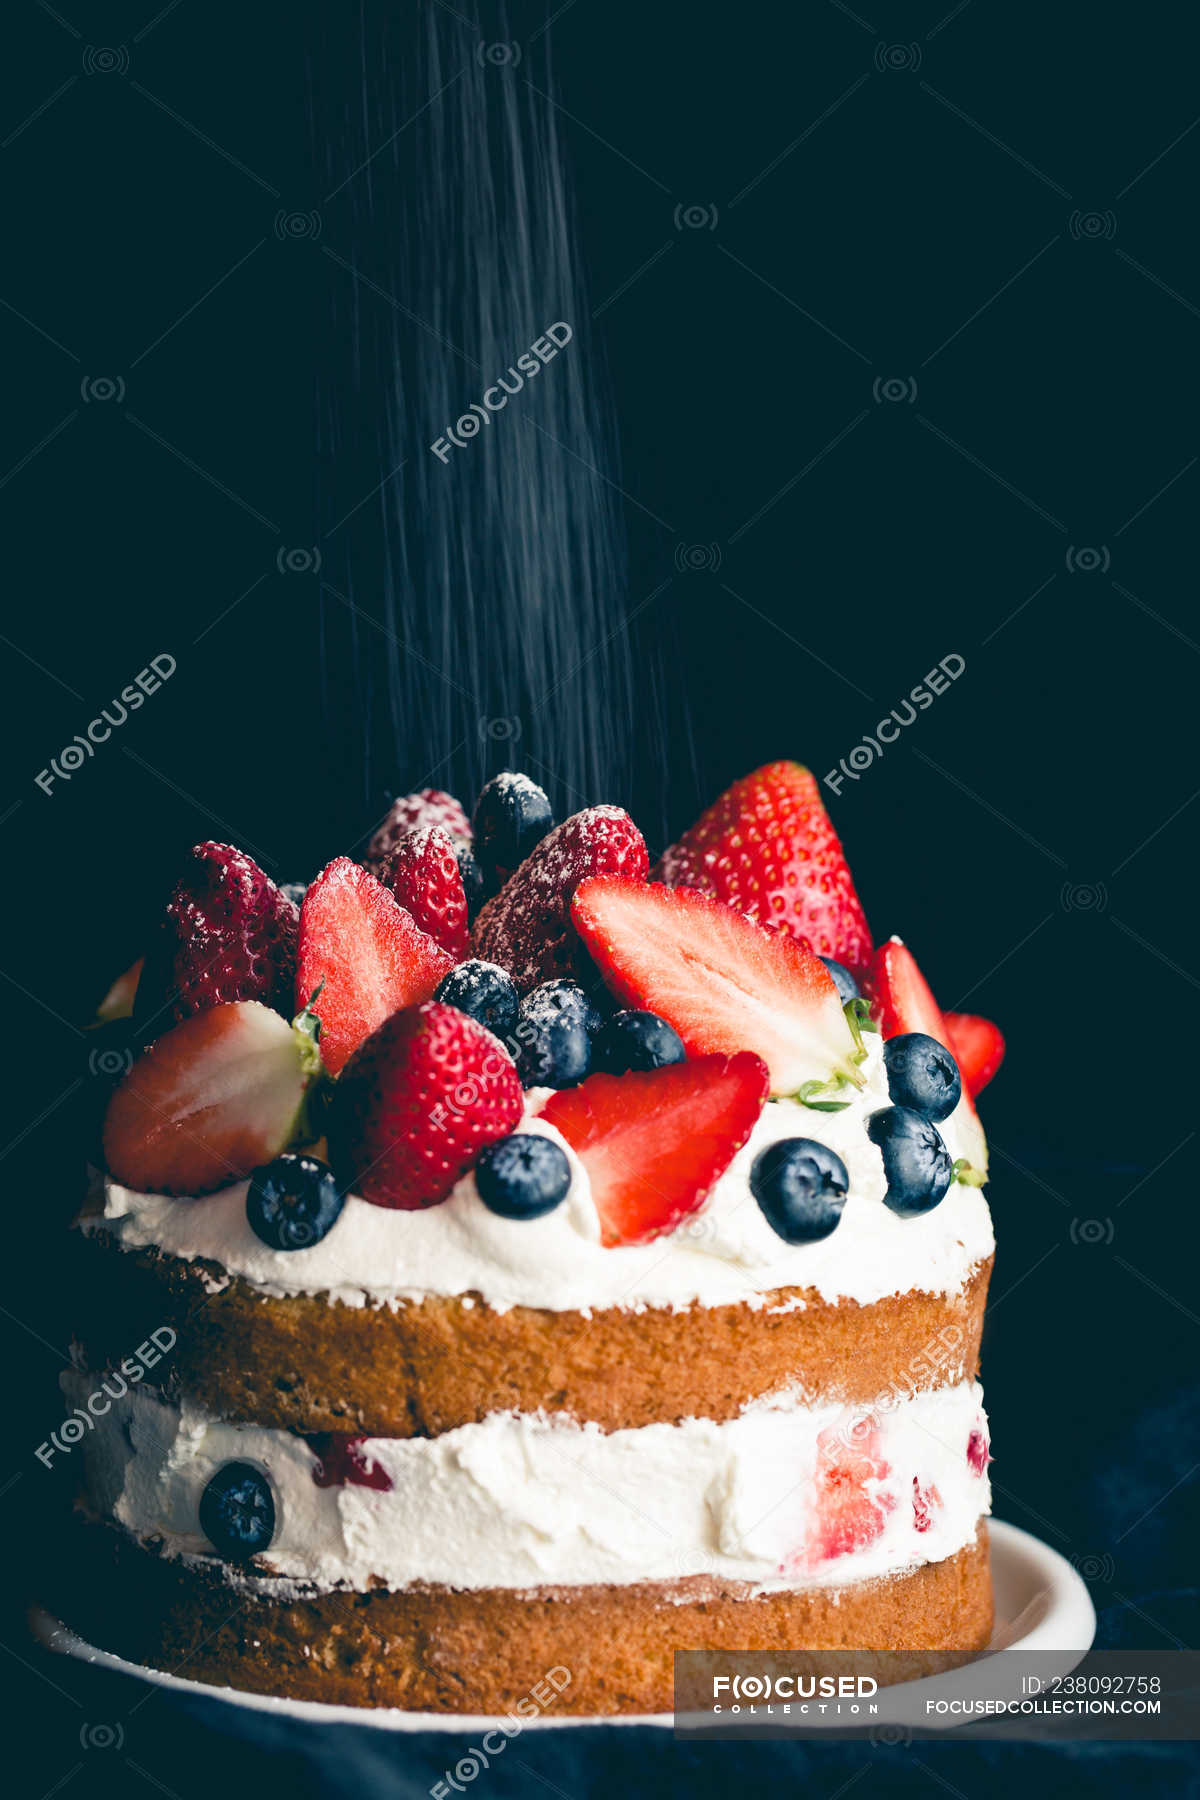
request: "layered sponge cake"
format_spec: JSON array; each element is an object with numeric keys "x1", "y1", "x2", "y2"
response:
[{"x1": 62, "y1": 763, "x2": 1004, "y2": 1713}]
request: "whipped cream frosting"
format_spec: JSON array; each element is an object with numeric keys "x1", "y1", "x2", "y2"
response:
[
  {"x1": 68, "y1": 1377, "x2": 990, "y2": 1596},
  {"x1": 87, "y1": 1036, "x2": 993, "y2": 1315}
]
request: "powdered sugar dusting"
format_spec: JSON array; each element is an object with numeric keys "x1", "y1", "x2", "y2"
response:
[
  {"x1": 472, "y1": 806, "x2": 648, "y2": 990},
  {"x1": 366, "y1": 791, "x2": 471, "y2": 867}
]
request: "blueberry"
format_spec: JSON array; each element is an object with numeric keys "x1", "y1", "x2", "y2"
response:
[
  {"x1": 435, "y1": 959, "x2": 519, "y2": 1040},
  {"x1": 867, "y1": 1105, "x2": 954, "y2": 1216},
  {"x1": 455, "y1": 845, "x2": 485, "y2": 922},
  {"x1": 279, "y1": 881, "x2": 308, "y2": 907},
  {"x1": 819, "y1": 957, "x2": 859, "y2": 1005},
  {"x1": 595, "y1": 1009, "x2": 686, "y2": 1075},
  {"x1": 472, "y1": 773, "x2": 553, "y2": 887},
  {"x1": 198, "y1": 1461, "x2": 276, "y2": 1559},
  {"x1": 750, "y1": 1138, "x2": 850, "y2": 1243},
  {"x1": 475, "y1": 1133, "x2": 572, "y2": 1220},
  {"x1": 513, "y1": 981, "x2": 598, "y2": 1087},
  {"x1": 246, "y1": 1154, "x2": 345, "y2": 1250},
  {"x1": 882, "y1": 1032, "x2": 961, "y2": 1122},
  {"x1": 532, "y1": 980, "x2": 604, "y2": 1035}
]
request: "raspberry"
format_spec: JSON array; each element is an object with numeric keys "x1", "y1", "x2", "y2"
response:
[
  {"x1": 143, "y1": 843, "x2": 298, "y2": 1025},
  {"x1": 365, "y1": 790, "x2": 471, "y2": 869}
]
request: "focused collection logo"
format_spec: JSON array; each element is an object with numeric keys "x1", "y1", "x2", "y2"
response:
[
  {"x1": 431, "y1": 324, "x2": 573, "y2": 461},
  {"x1": 35, "y1": 653, "x2": 177, "y2": 796}
]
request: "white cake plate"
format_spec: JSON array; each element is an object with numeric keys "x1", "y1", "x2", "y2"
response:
[{"x1": 32, "y1": 1519, "x2": 1095, "y2": 1734}]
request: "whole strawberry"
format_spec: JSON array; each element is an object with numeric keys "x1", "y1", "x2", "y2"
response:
[
  {"x1": 378, "y1": 827, "x2": 470, "y2": 960},
  {"x1": 472, "y1": 806, "x2": 648, "y2": 991},
  {"x1": 329, "y1": 1001, "x2": 523, "y2": 1209},
  {"x1": 653, "y1": 762, "x2": 873, "y2": 972},
  {"x1": 139, "y1": 843, "x2": 299, "y2": 1028},
  {"x1": 365, "y1": 789, "x2": 471, "y2": 871}
]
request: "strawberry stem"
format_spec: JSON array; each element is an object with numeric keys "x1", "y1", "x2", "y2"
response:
[
  {"x1": 298, "y1": 980, "x2": 326, "y2": 1033},
  {"x1": 289, "y1": 1001, "x2": 330, "y2": 1144},
  {"x1": 795, "y1": 1076, "x2": 854, "y2": 1113},
  {"x1": 845, "y1": 997, "x2": 878, "y2": 1040},
  {"x1": 841, "y1": 999, "x2": 879, "y2": 1085}
]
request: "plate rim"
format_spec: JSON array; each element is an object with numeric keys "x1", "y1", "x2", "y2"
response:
[{"x1": 31, "y1": 1517, "x2": 1096, "y2": 1734}]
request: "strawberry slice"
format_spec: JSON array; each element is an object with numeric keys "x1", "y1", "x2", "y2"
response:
[
  {"x1": 329, "y1": 1000, "x2": 524, "y2": 1209},
  {"x1": 653, "y1": 761, "x2": 873, "y2": 971},
  {"x1": 865, "y1": 936, "x2": 942, "y2": 1040},
  {"x1": 308, "y1": 1435, "x2": 393, "y2": 1491},
  {"x1": 102, "y1": 1000, "x2": 324, "y2": 1196},
  {"x1": 570, "y1": 878, "x2": 860, "y2": 1096},
  {"x1": 472, "y1": 806, "x2": 648, "y2": 992},
  {"x1": 540, "y1": 1052, "x2": 769, "y2": 1246},
  {"x1": 943, "y1": 1011, "x2": 1006, "y2": 1098},
  {"x1": 296, "y1": 858, "x2": 454, "y2": 1075},
  {"x1": 378, "y1": 827, "x2": 470, "y2": 961},
  {"x1": 912, "y1": 1476, "x2": 942, "y2": 1534},
  {"x1": 967, "y1": 1426, "x2": 992, "y2": 1477},
  {"x1": 808, "y1": 1421, "x2": 892, "y2": 1562},
  {"x1": 864, "y1": 937, "x2": 988, "y2": 1172},
  {"x1": 94, "y1": 956, "x2": 143, "y2": 1024}
]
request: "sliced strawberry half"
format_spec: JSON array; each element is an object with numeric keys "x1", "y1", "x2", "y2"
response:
[
  {"x1": 865, "y1": 936, "x2": 942, "y2": 1040},
  {"x1": 808, "y1": 1422, "x2": 892, "y2": 1563},
  {"x1": 102, "y1": 1000, "x2": 324, "y2": 1196},
  {"x1": 864, "y1": 937, "x2": 988, "y2": 1172},
  {"x1": 540, "y1": 1052, "x2": 768, "y2": 1247},
  {"x1": 570, "y1": 878, "x2": 860, "y2": 1096},
  {"x1": 943, "y1": 1011, "x2": 1006, "y2": 1098},
  {"x1": 296, "y1": 858, "x2": 454, "y2": 1075},
  {"x1": 653, "y1": 761, "x2": 873, "y2": 971}
]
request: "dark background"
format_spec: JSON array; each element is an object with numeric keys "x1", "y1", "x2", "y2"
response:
[{"x1": 3, "y1": 1, "x2": 1197, "y2": 1794}]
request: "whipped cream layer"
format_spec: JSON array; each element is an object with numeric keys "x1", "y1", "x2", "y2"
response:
[
  {"x1": 89, "y1": 1036, "x2": 993, "y2": 1314},
  {"x1": 68, "y1": 1377, "x2": 990, "y2": 1596}
]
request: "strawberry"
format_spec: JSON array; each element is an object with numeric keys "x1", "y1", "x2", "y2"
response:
[
  {"x1": 967, "y1": 1426, "x2": 992, "y2": 1477},
  {"x1": 865, "y1": 936, "x2": 942, "y2": 1041},
  {"x1": 540, "y1": 1053, "x2": 769, "y2": 1247},
  {"x1": 308, "y1": 1435, "x2": 392, "y2": 1491},
  {"x1": 652, "y1": 762, "x2": 873, "y2": 971},
  {"x1": 94, "y1": 956, "x2": 143, "y2": 1024},
  {"x1": 570, "y1": 878, "x2": 860, "y2": 1096},
  {"x1": 864, "y1": 938, "x2": 988, "y2": 1173},
  {"x1": 138, "y1": 844, "x2": 299, "y2": 1028},
  {"x1": 365, "y1": 789, "x2": 471, "y2": 870},
  {"x1": 472, "y1": 806, "x2": 648, "y2": 992},
  {"x1": 329, "y1": 1000, "x2": 523, "y2": 1209},
  {"x1": 808, "y1": 1421, "x2": 892, "y2": 1563},
  {"x1": 378, "y1": 827, "x2": 470, "y2": 960},
  {"x1": 296, "y1": 859, "x2": 454, "y2": 1076},
  {"x1": 943, "y1": 1011, "x2": 1006, "y2": 1098},
  {"x1": 912, "y1": 1476, "x2": 941, "y2": 1534},
  {"x1": 102, "y1": 1000, "x2": 324, "y2": 1196}
]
